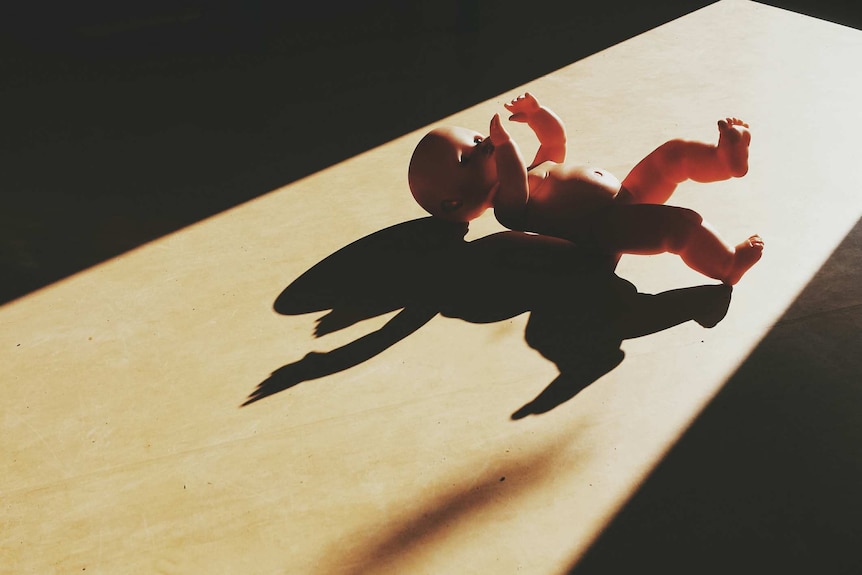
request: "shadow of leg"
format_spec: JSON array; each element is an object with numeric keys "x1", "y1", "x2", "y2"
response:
[
  {"x1": 513, "y1": 278, "x2": 733, "y2": 419},
  {"x1": 512, "y1": 349, "x2": 625, "y2": 419}
]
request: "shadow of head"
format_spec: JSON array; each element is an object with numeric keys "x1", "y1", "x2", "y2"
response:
[{"x1": 274, "y1": 216, "x2": 468, "y2": 335}]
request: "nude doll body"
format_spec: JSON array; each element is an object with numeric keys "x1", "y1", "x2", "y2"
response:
[
  {"x1": 521, "y1": 163, "x2": 622, "y2": 241},
  {"x1": 408, "y1": 93, "x2": 763, "y2": 285}
]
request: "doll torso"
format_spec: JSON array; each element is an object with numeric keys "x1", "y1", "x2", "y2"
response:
[{"x1": 522, "y1": 162, "x2": 622, "y2": 239}]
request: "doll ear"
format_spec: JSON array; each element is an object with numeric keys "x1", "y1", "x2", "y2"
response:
[{"x1": 440, "y1": 199, "x2": 463, "y2": 213}]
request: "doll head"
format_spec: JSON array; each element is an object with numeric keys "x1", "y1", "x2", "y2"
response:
[{"x1": 408, "y1": 126, "x2": 498, "y2": 223}]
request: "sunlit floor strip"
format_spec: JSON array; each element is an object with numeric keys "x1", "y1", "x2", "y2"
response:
[{"x1": 3, "y1": 2, "x2": 862, "y2": 573}]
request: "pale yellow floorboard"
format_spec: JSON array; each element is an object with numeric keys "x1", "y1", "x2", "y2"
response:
[{"x1": 4, "y1": 1, "x2": 862, "y2": 573}]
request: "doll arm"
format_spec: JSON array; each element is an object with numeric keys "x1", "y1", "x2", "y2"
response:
[
  {"x1": 504, "y1": 93, "x2": 567, "y2": 169},
  {"x1": 489, "y1": 114, "x2": 529, "y2": 230}
]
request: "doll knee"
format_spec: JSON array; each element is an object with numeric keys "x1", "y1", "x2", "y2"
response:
[
  {"x1": 656, "y1": 139, "x2": 688, "y2": 166},
  {"x1": 665, "y1": 207, "x2": 704, "y2": 253}
]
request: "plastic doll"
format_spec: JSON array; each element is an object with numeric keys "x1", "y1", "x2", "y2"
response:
[{"x1": 408, "y1": 93, "x2": 763, "y2": 285}]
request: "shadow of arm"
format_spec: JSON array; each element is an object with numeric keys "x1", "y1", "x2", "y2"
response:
[{"x1": 243, "y1": 306, "x2": 438, "y2": 406}]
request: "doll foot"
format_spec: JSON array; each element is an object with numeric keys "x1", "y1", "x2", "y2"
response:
[
  {"x1": 717, "y1": 117, "x2": 751, "y2": 177},
  {"x1": 723, "y1": 235, "x2": 763, "y2": 285}
]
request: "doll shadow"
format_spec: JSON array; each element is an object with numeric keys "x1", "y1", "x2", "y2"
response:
[{"x1": 245, "y1": 217, "x2": 732, "y2": 416}]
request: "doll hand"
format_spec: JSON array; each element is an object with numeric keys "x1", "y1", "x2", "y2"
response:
[
  {"x1": 489, "y1": 113, "x2": 511, "y2": 144},
  {"x1": 503, "y1": 93, "x2": 541, "y2": 122}
]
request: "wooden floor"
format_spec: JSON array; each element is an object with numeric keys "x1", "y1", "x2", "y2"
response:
[{"x1": 4, "y1": 2, "x2": 862, "y2": 573}]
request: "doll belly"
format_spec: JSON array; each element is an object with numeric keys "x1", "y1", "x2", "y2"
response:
[{"x1": 528, "y1": 169, "x2": 621, "y2": 239}]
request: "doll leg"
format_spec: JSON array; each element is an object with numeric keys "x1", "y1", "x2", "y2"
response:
[
  {"x1": 589, "y1": 203, "x2": 763, "y2": 285},
  {"x1": 622, "y1": 118, "x2": 751, "y2": 205}
]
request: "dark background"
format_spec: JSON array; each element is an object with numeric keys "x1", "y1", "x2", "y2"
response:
[{"x1": 1, "y1": 0, "x2": 859, "y2": 304}]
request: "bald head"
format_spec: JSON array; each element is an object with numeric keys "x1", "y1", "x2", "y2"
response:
[{"x1": 408, "y1": 127, "x2": 498, "y2": 222}]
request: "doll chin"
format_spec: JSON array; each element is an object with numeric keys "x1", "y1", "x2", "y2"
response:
[
  {"x1": 435, "y1": 204, "x2": 485, "y2": 223},
  {"x1": 457, "y1": 205, "x2": 489, "y2": 223}
]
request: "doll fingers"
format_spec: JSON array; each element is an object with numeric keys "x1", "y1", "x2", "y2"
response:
[{"x1": 490, "y1": 114, "x2": 506, "y2": 135}]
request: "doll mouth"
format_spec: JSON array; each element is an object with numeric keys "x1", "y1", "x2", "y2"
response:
[{"x1": 479, "y1": 139, "x2": 495, "y2": 155}]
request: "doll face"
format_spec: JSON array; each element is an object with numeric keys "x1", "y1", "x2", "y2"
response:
[{"x1": 408, "y1": 126, "x2": 498, "y2": 222}]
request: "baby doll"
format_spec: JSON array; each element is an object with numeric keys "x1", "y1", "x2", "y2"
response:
[{"x1": 408, "y1": 93, "x2": 763, "y2": 285}]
